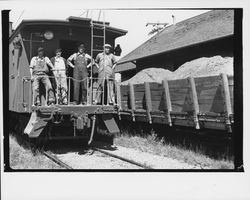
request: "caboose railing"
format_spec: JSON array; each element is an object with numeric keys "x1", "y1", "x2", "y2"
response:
[{"x1": 22, "y1": 75, "x2": 117, "y2": 107}]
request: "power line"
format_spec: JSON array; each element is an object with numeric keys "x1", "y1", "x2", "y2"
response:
[{"x1": 79, "y1": 10, "x2": 87, "y2": 17}]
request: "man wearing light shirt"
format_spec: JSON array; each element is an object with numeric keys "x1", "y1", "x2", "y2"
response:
[
  {"x1": 67, "y1": 44, "x2": 92, "y2": 105},
  {"x1": 95, "y1": 44, "x2": 117, "y2": 105},
  {"x1": 29, "y1": 47, "x2": 55, "y2": 106},
  {"x1": 51, "y1": 48, "x2": 68, "y2": 105}
]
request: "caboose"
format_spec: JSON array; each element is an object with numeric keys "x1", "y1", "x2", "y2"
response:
[{"x1": 9, "y1": 16, "x2": 127, "y2": 143}]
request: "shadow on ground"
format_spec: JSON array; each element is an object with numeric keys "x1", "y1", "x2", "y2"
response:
[
  {"x1": 10, "y1": 131, "x2": 116, "y2": 156},
  {"x1": 116, "y1": 120, "x2": 234, "y2": 161}
]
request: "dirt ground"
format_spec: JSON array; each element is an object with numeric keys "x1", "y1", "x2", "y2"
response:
[
  {"x1": 54, "y1": 144, "x2": 200, "y2": 169},
  {"x1": 55, "y1": 150, "x2": 141, "y2": 169},
  {"x1": 9, "y1": 135, "x2": 202, "y2": 170}
]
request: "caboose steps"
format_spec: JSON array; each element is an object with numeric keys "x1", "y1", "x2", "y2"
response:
[{"x1": 24, "y1": 111, "x2": 50, "y2": 138}]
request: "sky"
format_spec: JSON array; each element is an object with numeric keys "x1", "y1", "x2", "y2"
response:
[{"x1": 10, "y1": 9, "x2": 208, "y2": 57}]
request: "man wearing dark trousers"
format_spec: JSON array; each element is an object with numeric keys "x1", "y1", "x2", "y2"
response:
[{"x1": 67, "y1": 44, "x2": 92, "y2": 105}]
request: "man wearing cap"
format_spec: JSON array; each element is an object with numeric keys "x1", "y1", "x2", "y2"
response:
[
  {"x1": 29, "y1": 47, "x2": 55, "y2": 106},
  {"x1": 50, "y1": 48, "x2": 68, "y2": 105},
  {"x1": 67, "y1": 44, "x2": 93, "y2": 105},
  {"x1": 95, "y1": 44, "x2": 117, "y2": 105}
]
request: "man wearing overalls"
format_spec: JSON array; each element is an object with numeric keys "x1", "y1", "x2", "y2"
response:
[
  {"x1": 51, "y1": 48, "x2": 68, "y2": 105},
  {"x1": 29, "y1": 47, "x2": 55, "y2": 106},
  {"x1": 95, "y1": 44, "x2": 117, "y2": 105},
  {"x1": 67, "y1": 44, "x2": 92, "y2": 105}
]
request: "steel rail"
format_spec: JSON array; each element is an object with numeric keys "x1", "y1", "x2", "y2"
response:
[
  {"x1": 43, "y1": 151, "x2": 73, "y2": 170},
  {"x1": 92, "y1": 147, "x2": 153, "y2": 169},
  {"x1": 18, "y1": 136, "x2": 74, "y2": 170}
]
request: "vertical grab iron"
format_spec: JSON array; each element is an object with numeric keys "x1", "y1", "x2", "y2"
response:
[{"x1": 90, "y1": 10, "x2": 106, "y2": 105}]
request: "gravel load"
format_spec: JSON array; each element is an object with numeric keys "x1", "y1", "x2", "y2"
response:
[{"x1": 121, "y1": 56, "x2": 233, "y2": 85}]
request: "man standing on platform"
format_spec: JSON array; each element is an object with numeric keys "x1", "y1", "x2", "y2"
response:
[
  {"x1": 51, "y1": 48, "x2": 68, "y2": 105},
  {"x1": 29, "y1": 47, "x2": 55, "y2": 106},
  {"x1": 67, "y1": 44, "x2": 92, "y2": 105},
  {"x1": 95, "y1": 44, "x2": 117, "y2": 105}
]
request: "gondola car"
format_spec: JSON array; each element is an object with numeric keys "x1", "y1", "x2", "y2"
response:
[{"x1": 9, "y1": 16, "x2": 127, "y2": 143}]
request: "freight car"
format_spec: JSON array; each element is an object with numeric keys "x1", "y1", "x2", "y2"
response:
[
  {"x1": 9, "y1": 16, "x2": 127, "y2": 143},
  {"x1": 116, "y1": 74, "x2": 234, "y2": 133}
]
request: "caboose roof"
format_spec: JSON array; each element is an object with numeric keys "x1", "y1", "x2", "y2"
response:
[
  {"x1": 117, "y1": 10, "x2": 234, "y2": 66},
  {"x1": 10, "y1": 16, "x2": 127, "y2": 41}
]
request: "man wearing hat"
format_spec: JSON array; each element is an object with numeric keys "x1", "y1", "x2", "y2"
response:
[
  {"x1": 50, "y1": 48, "x2": 68, "y2": 105},
  {"x1": 95, "y1": 44, "x2": 117, "y2": 105},
  {"x1": 29, "y1": 47, "x2": 55, "y2": 106},
  {"x1": 67, "y1": 44, "x2": 93, "y2": 105}
]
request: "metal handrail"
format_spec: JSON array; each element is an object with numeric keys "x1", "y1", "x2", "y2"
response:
[{"x1": 22, "y1": 75, "x2": 116, "y2": 107}]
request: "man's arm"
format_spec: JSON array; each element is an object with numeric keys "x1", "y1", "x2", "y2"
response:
[
  {"x1": 111, "y1": 55, "x2": 117, "y2": 70},
  {"x1": 30, "y1": 68, "x2": 33, "y2": 79},
  {"x1": 29, "y1": 57, "x2": 34, "y2": 79},
  {"x1": 45, "y1": 57, "x2": 55, "y2": 70},
  {"x1": 50, "y1": 57, "x2": 55, "y2": 66},
  {"x1": 67, "y1": 53, "x2": 75, "y2": 68},
  {"x1": 63, "y1": 58, "x2": 69, "y2": 76},
  {"x1": 86, "y1": 53, "x2": 96, "y2": 68},
  {"x1": 112, "y1": 63, "x2": 117, "y2": 70},
  {"x1": 94, "y1": 54, "x2": 100, "y2": 69}
]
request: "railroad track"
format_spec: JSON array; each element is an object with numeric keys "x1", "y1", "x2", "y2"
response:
[
  {"x1": 92, "y1": 147, "x2": 153, "y2": 169},
  {"x1": 12, "y1": 133, "x2": 151, "y2": 169},
  {"x1": 43, "y1": 146, "x2": 152, "y2": 170},
  {"x1": 10, "y1": 131, "x2": 232, "y2": 169},
  {"x1": 42, "y1": 146, "x2": 152, "y2": 170}
]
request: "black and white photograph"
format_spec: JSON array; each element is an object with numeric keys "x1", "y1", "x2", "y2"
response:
[{"x1": 1, "y1": 0, "x2": 249, "y2": 199}]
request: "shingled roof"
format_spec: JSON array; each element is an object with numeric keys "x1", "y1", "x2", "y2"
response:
[{"x1": 117, "y1": 10, "x2": 234, "y2": 65}]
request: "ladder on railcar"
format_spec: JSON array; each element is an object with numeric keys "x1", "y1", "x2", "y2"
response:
[{"x1": 89, "y1": 10, "x2": 106, "y2": 105}]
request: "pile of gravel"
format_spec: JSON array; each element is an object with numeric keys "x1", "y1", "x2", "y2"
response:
[
  {"x1": 121, "y1": 56, "x2": 233, "y2": 85},
  {"x1": 120, "y1": 68, "x2": 173, "y2": 85},
  {"x1": 172, "y1": 56, "x2": 233, "y2": 79}
]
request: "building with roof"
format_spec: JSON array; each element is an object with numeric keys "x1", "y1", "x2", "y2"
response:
[{"x1": 116, "y1": 10, "x2": 234, "y2": 81}]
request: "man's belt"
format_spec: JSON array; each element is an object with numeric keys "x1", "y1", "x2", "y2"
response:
[
  {"x1": 54, "y1": 69, "x2": 66, "y2": 71},
  {"x1": 33, "y1": 71, "x2": 46, "y2": 75}
]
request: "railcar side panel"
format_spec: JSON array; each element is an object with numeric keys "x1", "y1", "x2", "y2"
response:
[
  {"x1": 118, "y1": 74, "x2": 234, "y2": 132},
  {"x1": 9, "y1": 34, "x2": 31, "y2": 113},
  {"x1": 195, "y1": 75, "x2": 224, "y2": 114},
  {"x1": 168, "y1": 79, "x2": 192, "y2": 113}
]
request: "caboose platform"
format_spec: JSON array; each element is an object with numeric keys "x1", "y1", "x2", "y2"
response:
[{"x1": 31, "y1": 105, "x2": 118, "y2": 115}]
